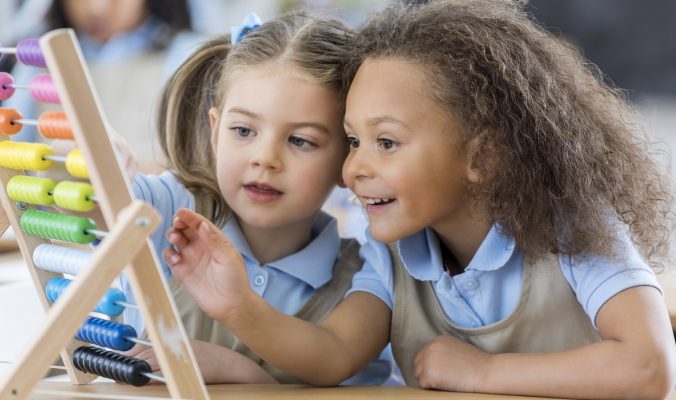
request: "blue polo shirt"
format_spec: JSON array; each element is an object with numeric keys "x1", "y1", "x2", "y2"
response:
[
  {"x1": 119, "y1": 172, "x2": 392, "y2": 385},
  {"x1": 348, "y1": 224, "x2": 661, "y2": 329}
]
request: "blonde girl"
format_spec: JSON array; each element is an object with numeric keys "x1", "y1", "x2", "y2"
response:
[{"x1": 121, "y1": 12, "x2": 393, "y2": 385}]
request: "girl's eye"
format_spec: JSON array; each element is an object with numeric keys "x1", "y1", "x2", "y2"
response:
[
  {"x1": 289, "y1": 136, "x2": 316, "y2": 149},
  {"x1": 346, "y1": 136, "x2": 360, "y2": 149},
  {"x1": 377, "y1": 138, "x2": 398, "y2": 151},
  {"x1": 233, "y1": 127, "x2": 254, "y2": 137}
]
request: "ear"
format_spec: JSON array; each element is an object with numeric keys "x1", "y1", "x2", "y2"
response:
[
  {"x1": 209, "y1": 107, "x2": 220, "y2": 155},
  {"x1": 464, "y1": 135, "x2": 484, "y2": 184},
  {"x1": 337, "y1": 175, "x2": 347, "y2": 189}
]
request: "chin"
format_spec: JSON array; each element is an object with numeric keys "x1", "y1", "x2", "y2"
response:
[{"x1": 369, "y1": 227, "x2": 404, "y2": 244}]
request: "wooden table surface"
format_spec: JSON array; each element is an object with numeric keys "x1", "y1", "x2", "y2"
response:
[{"x1": 29, "y1": 381, "x2": 676, "y2": 400}]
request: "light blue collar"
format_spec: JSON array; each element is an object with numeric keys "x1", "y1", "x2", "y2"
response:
[
  {"x1": 396, "y1": 223, "x2": 516, "y2": 281},
  {"x1": 222, "y1": 212, "x2": 340, "y2": 289}
]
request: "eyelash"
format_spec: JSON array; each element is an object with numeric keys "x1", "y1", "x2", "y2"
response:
[
  {"x1": 231, "y1": 127, "x2": 316, "y2": 150},
  {"x1": 232, "y1": 127, "x2": 254, "y2": 137},
  {"x1": 377, "y1": 138, "x2": 398, "y2": 151},
  {"x1": 289, "y1": 136, "x2": 317, "y2": 149},
  {"x1": 346, "y1": 136, "x2": 399, "y2": 152},
  {"x1": 346, "y1": 136, "x2": 360, "y2": 149}
]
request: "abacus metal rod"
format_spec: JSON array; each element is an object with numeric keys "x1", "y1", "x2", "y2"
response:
[{"x1": 0, "y1": 360, "x2": 165, "y2": 383}]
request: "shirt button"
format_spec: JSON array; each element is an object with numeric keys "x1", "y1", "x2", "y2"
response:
[
  {"x1": 464, "y1": 280, "x2": 478, "y2": 290},
  {"x1": 254, "y1": 275, "x2": 265, "y2": 286}
]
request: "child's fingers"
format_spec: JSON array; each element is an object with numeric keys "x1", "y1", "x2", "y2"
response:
[
  {"x1": 196, "y1": 219, "x2": 242, "y2": 265},
  {"x1": 174, "y1": 208, "x2": 208, "y2": 230},
  {"x1": 163, "y1": 247, "x2": 182, "y2": 266},
  {"x1": 167, "y1": 230, "x2": 189, "y2": 249},
  {"x1": 172, "y1": 216, "x2": 188, "y2": 230}
]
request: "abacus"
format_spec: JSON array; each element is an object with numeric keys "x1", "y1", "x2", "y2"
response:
[{"x1": 0, "y1": 30, "x2": 209, "y2": 399}]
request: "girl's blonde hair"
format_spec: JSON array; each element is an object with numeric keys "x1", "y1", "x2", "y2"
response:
[
  {"x1": 157, "y1": 12, "x2": 352, "y2": 226},
  {"x1": 344, "y1": 0, "x2": 673, "y2": 266}
]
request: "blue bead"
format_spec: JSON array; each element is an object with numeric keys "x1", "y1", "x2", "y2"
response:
[
  {"x1": 96, "y1": 288, "x2": 126, "y2": 317},
  {"x1": 76, "y1": 316, "x2": 138, "y2": 351}
]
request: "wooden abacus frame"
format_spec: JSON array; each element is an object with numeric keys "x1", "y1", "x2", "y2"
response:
[{"x1": 0, "y1": 29, "x2": 209, "y2": 399}]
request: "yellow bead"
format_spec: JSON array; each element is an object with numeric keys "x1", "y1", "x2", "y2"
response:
[
  {"x1": 53, "y1": 181, "x2": 95, "y2": 212},
  {"x1": 65, "y1": 148, "x2": 88, "y2": 179},
  {"x1": 0, "y1": 141, "x2": 53, "y2": 171}
]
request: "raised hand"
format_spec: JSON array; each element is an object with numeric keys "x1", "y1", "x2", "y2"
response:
[{"x1": 164, "y1": 208, "x2": 254, "y2": 323}]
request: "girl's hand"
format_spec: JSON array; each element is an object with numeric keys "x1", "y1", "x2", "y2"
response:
[
  {"x1": 163, "y1": 208, "x2": 254, "y2": 324},
  {"x1": 414, "y1": 334, "x2": 491, "y2": 392},
  {"x1": 124, "y1": 341, "x2": 277, "y2": 384}
]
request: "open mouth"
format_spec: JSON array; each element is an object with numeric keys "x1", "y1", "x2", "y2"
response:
[
  {"x1": 359, "y1": 196, "x2": 396, "y2": 213},
  {"x1": 363, "y1": 197, "x2": 395, "y2": 206}
]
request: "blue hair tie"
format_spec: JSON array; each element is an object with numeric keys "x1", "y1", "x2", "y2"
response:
[{"x1": 231, "y1": 13, "x2": 262, "y2": 45}]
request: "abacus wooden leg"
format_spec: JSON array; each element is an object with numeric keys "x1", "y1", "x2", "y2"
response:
[
  {"x1": 0, "y1": 200, "x2": 159, "y2": 400},
  {"x1": 0, "y1": 206, "x2": 8, "y2": 237},
  {"x1": 0, "y1": 134, "x2": 12, "y2": 238}
]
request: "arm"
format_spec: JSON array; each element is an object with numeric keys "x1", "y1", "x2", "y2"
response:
[
  {"x1": 164, "y1": 208, "x2": 391, "y2": 385},
  {"x1": 415, "y1": 286, "x2": 676, "y2": 399},
  {"x1": 126, "y1": 339, "x2": 277, "y2": 384}
]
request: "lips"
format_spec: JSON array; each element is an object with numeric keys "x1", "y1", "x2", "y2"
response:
[{"x1": 243, "y1": 182, "x2": 283, "y2": 203}]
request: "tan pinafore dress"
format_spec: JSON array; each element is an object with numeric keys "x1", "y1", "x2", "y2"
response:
[
  {"x1": 169, "y1": 239, "x2": 363, "y2": 384},
  {"x1": 389, "y1": 245, "x2": 601, "y2": 386}
]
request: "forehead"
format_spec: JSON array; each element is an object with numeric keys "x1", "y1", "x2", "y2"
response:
[
  {"x1": 345, "y1": 58, "x2": 450, "y2": 127},
  {"x1": 223, "y1": 62, "x2": 343, "y2": 122}
]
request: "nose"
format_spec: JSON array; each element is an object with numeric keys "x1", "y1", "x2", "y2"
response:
[
  {"x1": 342, "y1": 146, "x2": 372, "y2": 188},
  {"x1": 251, "y1": 136, "x2": 283, "y2": 171}
]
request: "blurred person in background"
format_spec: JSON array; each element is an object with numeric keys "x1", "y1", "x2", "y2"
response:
[{"x1": 2, "y1": 0, "x2": 203, "y2": 171}]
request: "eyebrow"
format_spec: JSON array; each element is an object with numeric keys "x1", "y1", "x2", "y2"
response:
[
  {"x1": 226, "y1": 107, "x2": 262, "y2": 119},
  {"x1": 287, "y1": 122, "x2": 331, "y2": 135},
  {"x1": 344, "y1": 116, "x2": 409, "y2": 130}
]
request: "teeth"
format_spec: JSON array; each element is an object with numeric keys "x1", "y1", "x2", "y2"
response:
[{"x1": 364, "y1": 197, "x2": 391, "y2": 205}]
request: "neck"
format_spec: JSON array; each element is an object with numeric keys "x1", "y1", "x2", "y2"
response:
[
  {"x1": 236, "y1": 214, "x2": 317, "y2": 265},
  {"x1": 432, "y1": 202, "x2": 492, "y2": 270}
]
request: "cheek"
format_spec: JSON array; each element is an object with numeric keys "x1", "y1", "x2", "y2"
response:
[
  {"x1": 298, "y1": 156, "x2": 342, "y2": 197},
  {"x1": 214, "y1": 153, "x2": 243, "y2": 188}
]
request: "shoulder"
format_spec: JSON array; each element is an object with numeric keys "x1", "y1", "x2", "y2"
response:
[
  {"x1": 558, "y1": 232, "x2": 661, "y2": 328},
  {"x1": 132, "y1": 171, "x2": 195, "y2": 212},
  {"x1": 346, "y1": 230, "x2": 396, "y2": 309}
]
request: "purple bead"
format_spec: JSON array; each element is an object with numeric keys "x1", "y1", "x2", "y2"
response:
[{"x1": 16, "y1": 38, "x2": 46, "y2": 67}]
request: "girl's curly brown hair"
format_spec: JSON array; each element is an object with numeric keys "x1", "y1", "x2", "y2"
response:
[{"x1": 344, "y1": 0, "x2": 674, "y2": 267}]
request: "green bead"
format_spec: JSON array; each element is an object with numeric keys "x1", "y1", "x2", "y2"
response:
[{"x1": 20, "y1": 210, "x2": 97, "y2": 244}]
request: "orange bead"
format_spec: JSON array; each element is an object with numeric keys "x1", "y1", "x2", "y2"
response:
[
  {"x1": 0, "y1": 108, "x2": 23, "y2": 135},
  {"x1": 38, "y1": 112, "x2": 73, "y2": 140}
]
